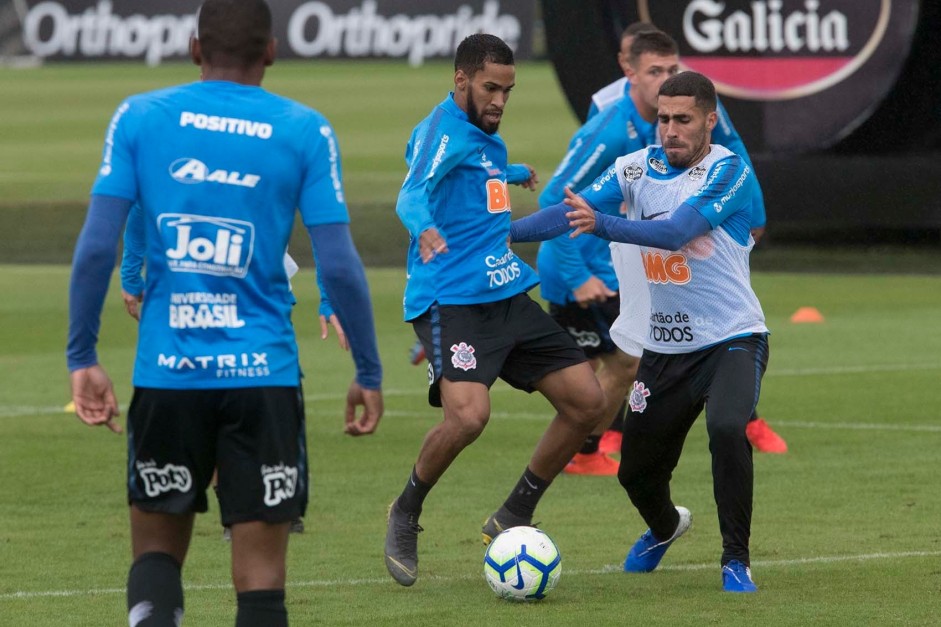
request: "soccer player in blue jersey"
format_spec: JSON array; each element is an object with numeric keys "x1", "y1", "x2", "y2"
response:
[
  {"x1": 512, "y1": 71, "x2": 768, "y2": 592},
  {"x1": 383, "y1": 34, "x2": 607, "y2": 588},
  {"x1": 587, "y1": 23, "x2": 787, "y2": 454},
  {"x1": 67, "y1": 1, "x2": 384, "y2": 624},
  {"x1": 536, "y1": 30, "x2": 679, "y2": 475}
]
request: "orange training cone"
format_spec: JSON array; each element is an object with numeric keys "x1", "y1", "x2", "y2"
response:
[{"x1": 790, "y1": 307, "x2": 824, "y2": 323}]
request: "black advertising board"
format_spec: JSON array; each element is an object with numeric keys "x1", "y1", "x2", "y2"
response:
[{"x1": 5, "y1": 0, "x2": 534, "y2": 66}]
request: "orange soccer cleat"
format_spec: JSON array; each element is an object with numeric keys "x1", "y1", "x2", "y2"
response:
[
  {"x1": 564, "y1": 451, "x2": 620, "y2": 476},
  {"x1": 598, "y1": 430, "x2": 623, "y2": 455},
  {"x1": 746, "y1": 418, "x2": 788, "y2": 454}
]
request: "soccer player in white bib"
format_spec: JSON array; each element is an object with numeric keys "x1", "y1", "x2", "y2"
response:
[
  {"x1": 589, "y1": 22, "x2": 787, "y2": 454},
  {"x1": 511, "y1": 71, "x2": 768, "y2": 592}
]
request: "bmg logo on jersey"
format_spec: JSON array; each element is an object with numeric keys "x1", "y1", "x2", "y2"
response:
[
  {"x1": 136, "y1": 460, "x2": 192, "y2": 498},
  {"x1": 261, "y1": 463, "x2": 299, "y2": 507},
  {"x1": 159, "y1": 213, "x2": 255, "y2": 278}
]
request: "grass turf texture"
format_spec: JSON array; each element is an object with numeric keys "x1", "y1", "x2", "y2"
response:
[
  {"x1": 1, "y1": 265, "x2": 940, "y2": 625},
  {"x1": 2, "y1": 60, "x2": 941, "y2": 272}
]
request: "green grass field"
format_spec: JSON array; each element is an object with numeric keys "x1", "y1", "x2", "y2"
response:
[
  {"x1": 1, "y1": 59, "x2": 940, "y2": 625},
  {"x1": 1, "y1": 266, "x2": 940, "y2": 625}
]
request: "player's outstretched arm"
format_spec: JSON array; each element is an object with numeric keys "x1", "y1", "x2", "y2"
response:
[{"x1": 507, "y1": 163, "x2": 538, "y2": 190}]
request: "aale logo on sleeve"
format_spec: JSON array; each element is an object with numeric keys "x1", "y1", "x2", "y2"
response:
[{"x1": 158, "y1": 214, "x2": 255, "y2": 278}]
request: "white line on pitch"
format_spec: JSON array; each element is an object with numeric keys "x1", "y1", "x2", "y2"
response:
[{"x1": 2, "y1": 549, "x2": 939, "y2": 601}]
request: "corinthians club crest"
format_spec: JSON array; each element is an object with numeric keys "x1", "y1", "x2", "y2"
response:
[{"x1": 450, "y1": 342, "x2": 477, "y2": 371}]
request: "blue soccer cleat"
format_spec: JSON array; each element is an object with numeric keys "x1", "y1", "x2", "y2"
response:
[
  {"x1": 722, "y1": 560, "x2": 758, "y2": 593},
  {"x1": 623, "y1": 506, "x2": 691, "y2": 572}
]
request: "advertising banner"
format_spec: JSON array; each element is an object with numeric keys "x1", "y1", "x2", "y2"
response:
[{"x1": 4, "y1": 0, "x2": 534, "y2": 67}]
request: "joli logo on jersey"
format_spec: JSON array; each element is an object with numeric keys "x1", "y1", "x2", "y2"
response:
[
  {"x1": 639, "y1": 0, "x2": 890, "y2": 100},
  {"x1": 159, "y1": 214, "x2": 255, "y2": 278}
]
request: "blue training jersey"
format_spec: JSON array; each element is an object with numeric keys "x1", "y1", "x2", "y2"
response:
[
  {"x1": 536, "y1": 93, "x2": 655, "y2": 304},
  {"x1": 92, "y1": 80, "x2": 350, "y2": 389},
  {"x1": 396, "y1": 94, "x2": 539, "y2": 321}
]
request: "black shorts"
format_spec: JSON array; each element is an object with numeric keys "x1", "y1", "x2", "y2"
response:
[
  {"x1": 412, "y1": 293, "x2": 587, "y2": 407},
  {"x1": 127, "y1": 386, "x2": 308, "y2": 526},
  {"x1": 548, "y1": 296, "x2": 620, "y2": 358}
]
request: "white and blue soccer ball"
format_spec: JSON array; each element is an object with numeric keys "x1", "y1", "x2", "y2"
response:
[{"x1": 483, "y1": 526, "x2": 561, "y2": 601}]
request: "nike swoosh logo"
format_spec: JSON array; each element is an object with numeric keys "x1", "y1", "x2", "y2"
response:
[
  {"x1": 728, "y1": 347, "x2": 748, "y2": 352},
  {"x1": 512, "y1": 555, "x2": 526, "y2": 589},
  {"x1": 641, "y1": 211, "x2": 668, "y2": 221},
  {"x1": 477, "y1": 146, "x2": 486, "y2": 154}
]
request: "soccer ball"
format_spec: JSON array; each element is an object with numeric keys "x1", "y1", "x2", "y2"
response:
[{"x1": 483, "y1": 526, "x2": 561, "y2": 601}]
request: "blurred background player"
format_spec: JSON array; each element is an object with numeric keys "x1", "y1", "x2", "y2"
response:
[
  {"x1": 532, "y1": 29, "x2": 680, "y2": 475},
  {"x1": 384, "y1": 34, "x2": 607, "y2": 588},
  {"x1": 66, "y1": 1, "x2": 384, "y2": 624},
  {"x1": 512, "y1": 70, "x2": 770, "y2": 593},
  {"x1": 587, "y1": 23, "x2": 786, "y2": 454}
]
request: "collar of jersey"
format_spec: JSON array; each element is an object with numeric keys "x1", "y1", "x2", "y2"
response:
[
  {"x1": 441, "y1": 93, "x2": 469, "y2": 122},
  {"x1": 645, "y1": 146, "x2": 688, "y2": 180}
]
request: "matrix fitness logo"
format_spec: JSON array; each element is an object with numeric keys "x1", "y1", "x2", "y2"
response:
[{"x1": 639, "y1": 0, "x2": 891, "y2": 100}]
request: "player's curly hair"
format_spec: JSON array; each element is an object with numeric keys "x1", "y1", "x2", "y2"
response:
[
  {"x1": 454, "y1": 34, "x2": 514, "y2": 77},
  {"x1": 659, "y1": 71, "x2": 718, "y2": 113},
  {"x1": 197, "y1": 0, "x2": 272, "y2": 67}
]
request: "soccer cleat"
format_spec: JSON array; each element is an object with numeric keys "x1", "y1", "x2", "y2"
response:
[
  {"x1": 746, "y1": 418, "x2": 788, "y2": 454},
  {"x1": 563, "y1": 451, "x2": 620, "y2": 476},
  {"x1": 598, "y1": 430, "x2": 623, "y2": 455},
  {"x1": 481, "y1": 506, "x2": 532, "y2": 546},
  {"x1": 623, "y1": 506, "x2": 692, "y2": 573},
  {"x1": 384, "y1": 500, "x2": 423, "y2": 586},
  {"x1": 722, "y1": 560, "x2": 758, "y2": 593},
  {"x1": 408, "y1": 339, "x2": 426, "y2": 366}
]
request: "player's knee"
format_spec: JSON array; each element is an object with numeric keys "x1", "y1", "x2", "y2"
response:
[
  {"x1": 706, "y1": 417, "x2": 748, "y2": 449},
  {"x1": 445, "y1": 407, "x2": 490, "y2": 440}
]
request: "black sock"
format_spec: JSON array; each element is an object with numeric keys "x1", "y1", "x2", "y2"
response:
[
  {"x1": 127, "y1": 552, "x2": 183, "y2": 626},
  {"x1": 397, "y1": 466, "x2": 433, "y2": 515},
  {"x1": 236, "y1": 589, "x2": 287, "y2": 627},
  {"x1": 580, "y1": 434, "x2": 601, "y2": 455},
  {"x1": 503, "y1": 467, "x2": 552, "y2": 520}
]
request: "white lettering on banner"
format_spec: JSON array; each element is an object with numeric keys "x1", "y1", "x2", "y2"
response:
[
  {"x1": 159, "y1": 214, "x2": 255, "y2": 278},
  {"x1": 683, "y1": 0, "x2": 850, "y2": 54},
  {"x1": 22, "y1": 0, "x2": 196, "y2": 66},
  {"x1": 287, "y1": 0, "x2": 521, "y2": 66},
  {"x1": 179, "y1": 112, "x2": 273, "y2": 139}
]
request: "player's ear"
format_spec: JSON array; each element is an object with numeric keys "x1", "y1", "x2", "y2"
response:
[
  {"x1": 264, "y1": 38, "x2": 277, "y2": 67},
  {"x1": 454, "y1": 69, "x2": 468, "y2": 92},
  {"x1": 705, "y1": 110, "x2": 718, "y2": 132},
  {"x1": 190, "y1": 36, "x2": 202, "y2": 66}
]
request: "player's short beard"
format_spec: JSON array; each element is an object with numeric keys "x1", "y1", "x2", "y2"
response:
[
  {"x1": 665, "y1": 127, "x2": 709, "y2": 169},
  {"x1": 467, "y1": 99, "x2": 500, "y2": 135}
]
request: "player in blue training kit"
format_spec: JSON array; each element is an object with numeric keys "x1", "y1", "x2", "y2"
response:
[
  {"x1": 586, "y1": 24, "x2": 787, "y2": 454},
  {"x1": 535, "y1": 30, "x2": 678, "y2": 475},
  {"x1": 512, "y1": 72, "x2": 769, "y2": 593},
  {"x1": 67, "y1": 2, "x2": 383, "y2": 624},
  {"x1": 383, "y1": 34, "x2": 607, "y2": 588}
]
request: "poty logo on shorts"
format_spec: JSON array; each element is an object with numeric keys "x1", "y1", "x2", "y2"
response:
[
  {"x1": 262, "y1": 463, "x2": 299, "y2": 507},
  {"x1": 169, "y1": 158, "x2": 260, "y2": 188},
  {"x1": 629, "y1": 381, "x2": 652, "y2": 413},
  {"x1": 136, "y1": 460, "x2": 192, "y2": 497},
  {"x1": 159, "y1": 213, "x2": 255, "y2": 278},
  {"x1": 567, "y1": 327, "x2": 601, "y2": 348},
  {"x1": 450, "y1": 341, "x2": 477, "y2": 371}
]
